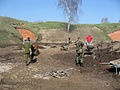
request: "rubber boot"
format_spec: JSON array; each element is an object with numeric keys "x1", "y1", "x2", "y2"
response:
[
  {"x1": 25, "y1": 61, "x2": 28, "y2": 66},
  {"x1": 80, "y1": 63, "x2": 84, "y2": 67},
  {"x1": 87, "y1": 46, "x2": 90, "y2": 52}
]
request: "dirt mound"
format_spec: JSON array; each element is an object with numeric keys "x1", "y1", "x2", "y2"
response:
[
  {"x1": 108, "y1": 30, "x2": 120, "y2": 41},
  {"x1": 16, "y1": 28, "x2": 36, "y2": 40},
  {"x1": 39, "y1": 26, "x2": 106, "y2": 43}
]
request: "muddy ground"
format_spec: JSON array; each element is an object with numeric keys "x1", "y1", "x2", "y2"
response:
[{"x1": 0, "y1": 42, "x2": 120, "y2": 90}]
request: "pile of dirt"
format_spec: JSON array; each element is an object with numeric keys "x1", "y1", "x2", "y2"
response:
[
  {"x1": 108, "y1": 30, "x2": 120, "y2": 41},
  {"x1": 16, "y1": 28, "x2": 36, "y2": 40},
  {"x1": 39, "y1": 26, "x2": 107, "y2": 43}
]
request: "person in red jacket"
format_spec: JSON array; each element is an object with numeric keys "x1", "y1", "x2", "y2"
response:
[{"x1": 86, "y1": 34, "x2": 92, "y2": 51}]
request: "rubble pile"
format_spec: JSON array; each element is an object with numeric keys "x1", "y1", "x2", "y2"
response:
[
  {"x1": 33, "y1": 68, "x2": 74, "y2": 79},
  {"x1": 49, "y1": 70, "x2": 68, "y2": 78}
]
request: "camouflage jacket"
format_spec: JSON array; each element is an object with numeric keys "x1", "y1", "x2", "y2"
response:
[
  {"x1": 75, "y1": 40, "x2": 84, "y2": 53},
  {"x1": 24, "y1": 41, "x2": 31, "y2": 53}
]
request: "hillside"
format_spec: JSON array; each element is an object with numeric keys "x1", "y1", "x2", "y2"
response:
[
  {"x1": 0, "y1": 16, "x2": 120, "y2": 44},
  {"x1": 38, "y1": 25, "x2": 107, "y2": 43},
  {"x1": 0, "y1": 16, "x2": 26, "y2": 44},
  {"x1": 96, "y1": 23, "x2": 120, "y2": 34},
  {"x1": 24, "y1": 22, "x2": 120, "y2": 42},
  {"x1": 24, "y1": 22, "x2": 113, "y2": 43}
]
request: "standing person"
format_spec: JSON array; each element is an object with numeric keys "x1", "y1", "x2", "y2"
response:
[
  {"x1": 27, "y1": 37, "x2": 34, "y2": 63},
  {"x1": 86, "y1": 34, "x2": 92, "y2": 51},
  {"x1": 75, "y1": 37, "x2": 84, "y2": 67},
  {"x1": 28, "y1": 37, "x2": 32, "y2": 45},
  {"x1": 23, "y1": 37, "x2": 31, "y2": 66},
  {"x1": 68, "y1": 37, "x2": 71, "y2": 44}
]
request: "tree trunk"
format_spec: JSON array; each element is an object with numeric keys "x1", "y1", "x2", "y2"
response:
[
  {"x1": 67, "y1": 20, "x2": 70, "y2": 32},
  {"x1": 67, "y1": 7, "x2": 71, "y2": 32},
  {"x1": 65, "y1": 0, "x2": 71, "y2": 32}
]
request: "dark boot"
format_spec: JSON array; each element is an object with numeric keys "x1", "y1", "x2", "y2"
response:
[
  {"x1": 80, "y1": 63, "x2": 84, "y2": 67},
  {"x1": 26, "y1": 61, "x2": 28, "y2": 66},
  {"x1": 87, "y1": 46, "x2": 90, "y2": 52}
]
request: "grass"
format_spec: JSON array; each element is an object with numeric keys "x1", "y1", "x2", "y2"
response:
[
  {"x1": 25, "y1": 22, "x2": 68, "y2": 30},
  {"x1": 96, "y1": 23, "x2": 120, "y2": 34},
  {"x1": 22, "y1": 22, "x2": 68, "y2": 38},
  {"x1": 0, "y1": 16, "x2": 26, "y2": 44},
  {"x1": 77, "y1": 23, "x2": 120, "y2": 40},
  {"x1": 77, "y1": 24, "x2": 95, "y2": 27}
]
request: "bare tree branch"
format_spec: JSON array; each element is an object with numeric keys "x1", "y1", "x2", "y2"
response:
[{"x1": 57, "y1": 0, "x2": 82, "y2": 32}]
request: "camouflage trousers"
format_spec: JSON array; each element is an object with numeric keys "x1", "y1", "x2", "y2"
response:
[
  {"x1": 75, "y1": 53, "x2": 84, "y2": 64},
  {"x1": 25, "y1": 53, "x2": 33, "y2": 65}
]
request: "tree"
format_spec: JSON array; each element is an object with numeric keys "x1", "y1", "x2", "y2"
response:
[
  {"x1": 101, "y1": 17, "x2": 109, "y2": 23},
  {"x1": 57, "y1": 0, "x2": 82, "y2": 32},
  {"x1": 118, "y1": 20, "x2": 120, "y2": 23}
]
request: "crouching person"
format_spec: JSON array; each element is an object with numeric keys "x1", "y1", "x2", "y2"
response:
[
  {"x1": 32, "y1": 43, "x2": 40, "y2": 56},
  {"x1": 86, "y1": 34, "x2": 92, "y2": 51}
]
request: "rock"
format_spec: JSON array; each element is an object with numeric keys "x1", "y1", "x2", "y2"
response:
[
  {"x1": 33, "y1": 68, "x2": 74, "y2": 79},
  {"x1": 49, "y1": 69, "x2": 69, "y2": 78}
]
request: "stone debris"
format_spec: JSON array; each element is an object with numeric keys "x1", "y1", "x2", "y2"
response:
[
  {"x1": 101, "y1": 80, "x2": 110, "y2": 87},
  {"x1": 49, "y1": 70, "x2": 68, "y2": 78},
  {"x1": 33, "y1": 68, "x2": 74, "y2": 79}
]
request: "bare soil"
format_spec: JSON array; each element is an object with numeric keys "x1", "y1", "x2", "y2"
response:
[
  {"x1": 16, "y1": 28, "x2": 36, "y2": 40},
  {"x1": 108, "y1": 30, "x2": 120, "y2": 41},
  {"x1": 0, "y1": 42, "x2": 120, "y2": 90},
  {"x1": 39, "y1": 27, "x2": 106, "y2": 43}
]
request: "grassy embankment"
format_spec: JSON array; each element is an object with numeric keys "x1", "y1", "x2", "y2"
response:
[
  {"x1": 96, "y1": 23, "x2": 120, "y2": 40},
  {"x1": 0, "y1": 16, "x2": 27, "y2": 44},
  {"x1": 25, "y1": 22, "x2": 120, "y2": 41},
  {"x1": 0, "y1": 16, "x2": 120, "y2": 44}
]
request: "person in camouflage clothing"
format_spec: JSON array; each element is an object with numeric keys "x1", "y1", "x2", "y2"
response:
[
  {"x1": 23, "y1": 37, "x2": 31, "y2": 66},
  {"x1": 75, "y1": 37, "x2": 84, "y2": 67}
]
